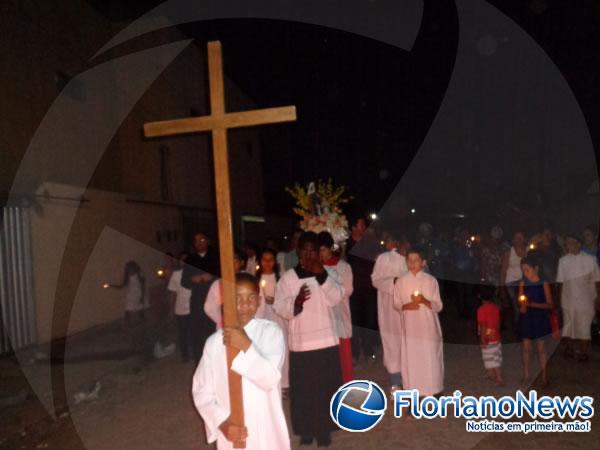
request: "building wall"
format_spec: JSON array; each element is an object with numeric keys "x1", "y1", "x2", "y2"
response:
[{"x1": 2, "y1": 1, "x2": 267, "y2": 343}]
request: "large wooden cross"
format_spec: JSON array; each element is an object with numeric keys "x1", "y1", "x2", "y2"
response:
[{"x1": 144, "y1": 41, "x2": 296, "y2": 448}]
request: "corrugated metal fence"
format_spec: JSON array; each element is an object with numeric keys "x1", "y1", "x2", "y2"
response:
[{"x1": 0, "y1": 206, "x2": 37, "y2": 354}]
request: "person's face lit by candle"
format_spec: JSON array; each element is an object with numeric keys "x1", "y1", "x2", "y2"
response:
[{"x1": 407, "y1": 251, "x2": 426, "y2": 275}]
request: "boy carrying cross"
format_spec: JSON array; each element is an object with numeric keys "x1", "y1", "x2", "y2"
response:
[{"x1": 192, "y1": 273, "x2": 290, "y2": 450}]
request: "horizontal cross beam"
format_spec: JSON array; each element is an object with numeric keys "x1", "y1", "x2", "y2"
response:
[{"x1": 144, "y1": 105, "x2": 296, "y2": 138}]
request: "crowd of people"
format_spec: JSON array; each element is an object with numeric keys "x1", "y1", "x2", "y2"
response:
[{"x1": 110, "y1": 217, "x2": 600, "y2": 449}]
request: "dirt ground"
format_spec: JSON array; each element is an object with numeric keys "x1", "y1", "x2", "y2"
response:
[{"x1": 1, "y1": 308, "x2": 600, "y2": 450}]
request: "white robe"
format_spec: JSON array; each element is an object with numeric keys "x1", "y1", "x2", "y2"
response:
[
  {"x1": 325, "y1": 260, "x2": 354, "y2": 339},
  {"x1": 256, "y1": 273, "x2": 290, "y2": 389},
  {"x1": 273, "y1": 269, "x2": 343, "y2": 352},
  {"x1": 371, "y1": 250, "x2": 407, "y2": 373},
  {"x1": 204, "y1": 279, "x2": 223, "y2": 329},
  {"x1": 192, "y1": 318, "x2": 290, "y2": 450},
  {"x1": 393, "y1": 270, "x2": 444, "y2": 396}
]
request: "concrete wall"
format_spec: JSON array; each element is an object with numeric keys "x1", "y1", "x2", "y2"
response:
[{"x1": 30, "y1": 182, "x2": 192, "y2": 343}]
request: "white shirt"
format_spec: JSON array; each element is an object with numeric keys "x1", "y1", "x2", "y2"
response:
[
  {"x1": 167, "y1": 269, "x2": 191, "y2": 316},
  {"x1": 325, "y1": 260, "x2": 354, "y2": 339},
  {"x1": 506, "y1": 247, "x2": 523, "y2": 284},
  {"x1": 192, "y1": 318, "x2": 290, "y2": 450},
  {"x1": 125, "y1": 274, "x2": 145, "y2": 312},
  {"x1": 557, "y1": 252, "x2": 600, "y2": 311},
  {"x1": 274, "y1": 269, "x2": 344, "y2": 352}
]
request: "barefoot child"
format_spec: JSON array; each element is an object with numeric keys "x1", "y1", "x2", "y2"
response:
[
  {"x1": 476, "y1": 285, "x2": 503, "y2": 385},
  {"x1": 192, "y1": 273, "x2": 290, "y2": 450},
  {"x1": 518, "y1": 256, "x2": 554, "y2": 386}
]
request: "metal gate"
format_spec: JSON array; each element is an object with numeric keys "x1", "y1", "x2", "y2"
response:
[{"x1": 0, "y1": 206, "x2": 37, "y2": 354}]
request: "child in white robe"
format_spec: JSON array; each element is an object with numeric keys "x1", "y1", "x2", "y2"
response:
[
  {"x1": 393, "y1": 247, "x2": 444, "y2": 397},
  {"x1": 255, "y1": 248, "x2": 290, "y2": 395},
  {"x1": 192, "y1": 273, "x2": 290, "y2": 450},
  {"x1": 371, "y1": 233, "x2": 408, "y2": 392}
]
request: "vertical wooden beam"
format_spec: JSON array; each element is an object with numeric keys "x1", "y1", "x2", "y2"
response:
[{"x1": 207, "y1": 40, "x2": 245, "y2": 449}]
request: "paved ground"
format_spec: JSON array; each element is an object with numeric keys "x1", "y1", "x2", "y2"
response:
[{"x1": 1, "y1": 308, "x2": 600, "y2": 450}]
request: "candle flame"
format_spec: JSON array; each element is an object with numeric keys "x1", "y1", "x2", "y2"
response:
[
  {"x1": 413, "y1": 290, "x2": 420, "y2": 297},
  {"x1": 519, "y1": 294, "x2": 527, "y2": 303},
  {"x1": 102, "y1": 283, "x2": 110, "y2": 289},
  {"x1": 260, "y1": 279, "x2": 267, "y2": 288},
  {"x1": 157, "y1": 269, "x2": 164, "y2": 277}
]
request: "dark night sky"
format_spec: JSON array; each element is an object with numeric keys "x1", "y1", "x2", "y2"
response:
[{"x1": 90, "y1": 0, "x2": 600, "y2": 223}]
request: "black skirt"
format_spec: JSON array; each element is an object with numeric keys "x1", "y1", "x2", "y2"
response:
[{"x1": 289, "y1": 345, "x2": 342, "y2": 437}]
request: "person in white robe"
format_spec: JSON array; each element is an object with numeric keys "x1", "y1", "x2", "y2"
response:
[
  {"x1": 255, "y1": 248, "x2": 290, "y2": 392},
  {"x1": 372, "y1": 233, "x2": 408, "y2": 391},
  {"x1": 393, "y1": 247, "x2": 444, "y2": 397},
  {"x1": 557, "y1": 235, "x2": 600, "y2": 361},
  {"x1": 192, "y1": 273, "x2": 290, "y2": 450},
  {"x1": 318, "y1": 231, "x2": 355, "y2": 383},
  {"x1": 204, "y1": 249, "x2": 247, "y2": 329}
]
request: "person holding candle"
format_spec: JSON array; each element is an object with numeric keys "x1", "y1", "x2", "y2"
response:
[
  {"x1": 501, "y1": 231, "x2": 528, "y2": 330},
  {"x1": 273, "y1": 232, "x2": 343, "y2": 447},
  {"x1": 393, "y1": 247, "x2": 444, "y2": 397},
  {"x1": 371, "y1": 231, "x2": 407, "y2": 393},
  {"x1": 518, "y1": 256, "x2": 554, "y2": 386},
  {"x1": 255, "y1": 247, "x2": 290, "y2": 396},
  {"x1": 106, "y1": 260, "x2": 147, "y2": 326}
]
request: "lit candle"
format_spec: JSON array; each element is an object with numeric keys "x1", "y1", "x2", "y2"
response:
[
  {"x1": 260, "y1": 279, "x2": 267, "y2": 289},
  {"x1": 529, "y1": 243, "x2": 536, "y2": 250},
  {"x1": 256, "y1": 264, "x2": 260, "y2": 272},
  {"x1": 470, "y1": 235, "x2": 476, "y2": 242},
  {"x1": 380, "y1": 240, "x2": 385, "y2": 246},
  {"x1": 157, "y1": 269, "x2": 164, "y2": 277},
  {"x1": 102, "y1": 283, "x2": 110, "y2": 289},
  {"x1": 413, "y1": 290, "x2": 421, "y2": 297},
  {"x1": 519, "y1": 294, "x2": 527, "y2": 304}
]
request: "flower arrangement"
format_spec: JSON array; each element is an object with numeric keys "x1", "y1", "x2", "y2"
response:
[{"x1": 286, "y1": 179, "x2": 352, "y2": 244}]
